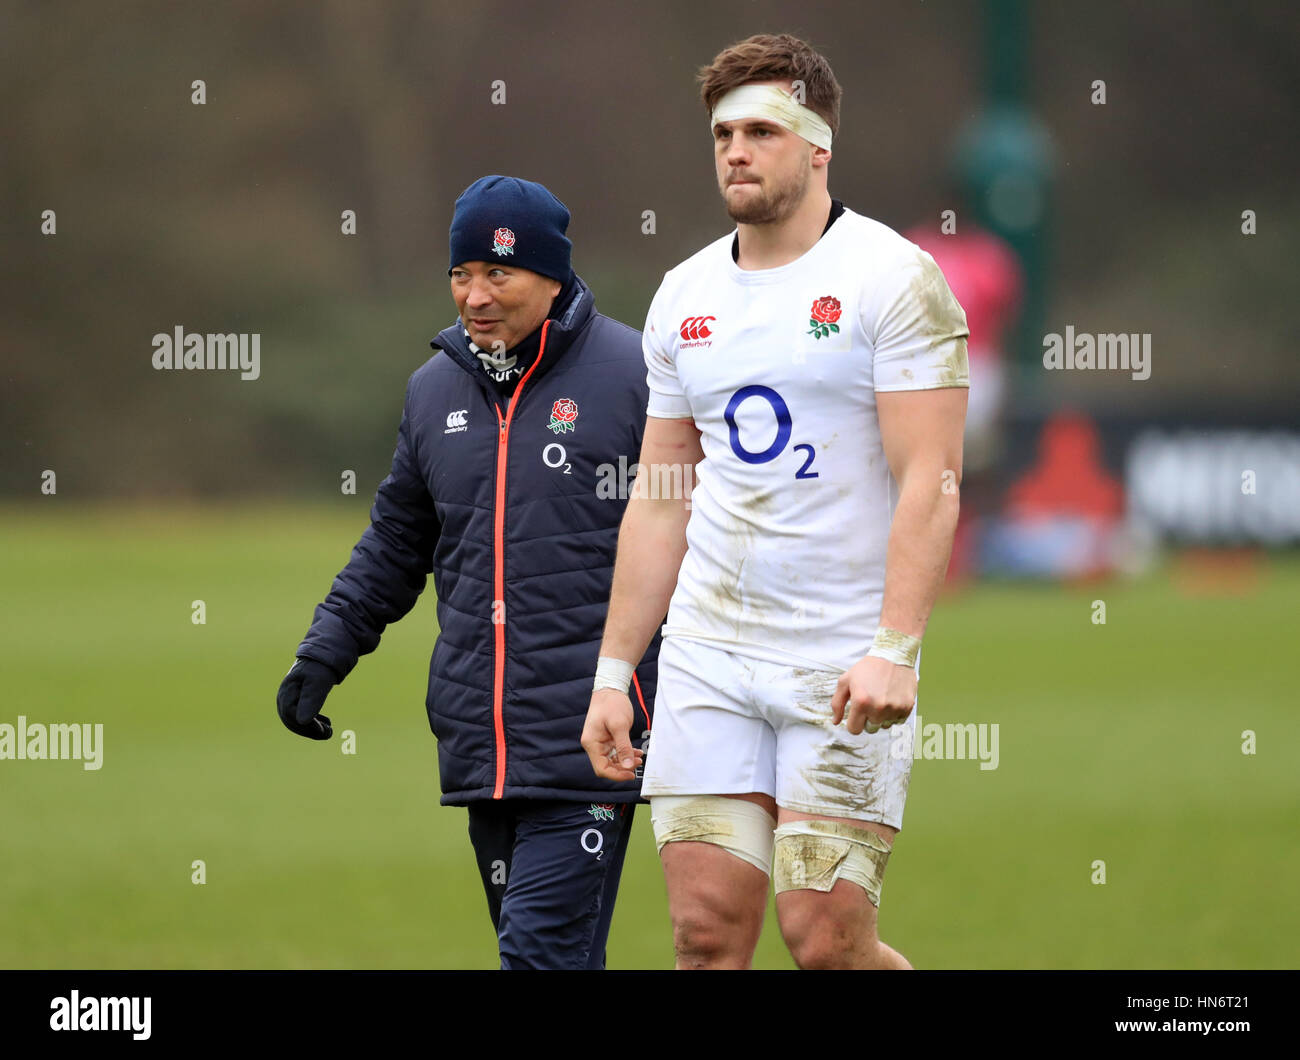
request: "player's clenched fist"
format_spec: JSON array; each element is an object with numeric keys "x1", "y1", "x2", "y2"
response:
[
  {"x1": 581, "y1": 689, "x2": 645, "y2": 781},
  {"x1": 831, "y1": 655, "x2": 917, "y2": 736}
]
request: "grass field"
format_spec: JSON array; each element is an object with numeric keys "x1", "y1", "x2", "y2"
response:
[{"x1": 0, "y1": 503, "x2": 1296, "y2": 969}]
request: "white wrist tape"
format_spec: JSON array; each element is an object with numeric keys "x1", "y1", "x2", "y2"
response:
[
  {"x1": 866, "y1": 627, "x2": 922, "y2": 668},
  {"x1": 710, "y1": 83, "x2": 833, "y2": 150},
  {"x1": 594, "y1": 656, "x2": 636, "y2": 694}
]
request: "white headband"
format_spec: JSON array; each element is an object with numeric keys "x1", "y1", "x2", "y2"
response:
[{"x1": 710, "y1": 83, "x2": 833, "y2": 150}]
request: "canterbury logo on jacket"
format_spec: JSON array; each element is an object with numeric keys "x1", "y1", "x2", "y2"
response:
[{"x1": 296, "y1": 274, "x2": 658, "y2": 803}]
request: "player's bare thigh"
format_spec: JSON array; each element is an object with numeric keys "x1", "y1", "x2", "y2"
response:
[
  {"x1": 658, "y1": 792, "x2": 775, "y2": 969},
  {"x1": 773, "y1": 807, "x2": 909, "y2": 969}
]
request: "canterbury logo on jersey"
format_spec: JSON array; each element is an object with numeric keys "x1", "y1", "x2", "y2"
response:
[
  {"x1": 445, "y1": 409, "x2": 469, "y2": 434},
  {"x1": 679, "y1": 315, "x2": 716, "y2": 347}
]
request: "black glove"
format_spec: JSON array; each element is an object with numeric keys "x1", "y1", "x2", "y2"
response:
[{"x1": 276, "y1": 658, "x2": 339, "y2": 740}]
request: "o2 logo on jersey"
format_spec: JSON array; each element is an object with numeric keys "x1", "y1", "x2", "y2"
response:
[{"x1": 724, "y1": 385, "x2": 819, "y2": 479}]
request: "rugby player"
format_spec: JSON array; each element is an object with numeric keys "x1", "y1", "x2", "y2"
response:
[{"x1": 581, "y1": 33, "x2": 969, "y2": 969}]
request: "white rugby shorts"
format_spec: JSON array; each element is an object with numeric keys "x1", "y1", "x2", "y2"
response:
[{"x1": 641, "y1": 635, "x2": 915, "y2": 830}]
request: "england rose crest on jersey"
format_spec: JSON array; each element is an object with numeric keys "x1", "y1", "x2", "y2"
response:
[
  {"x1": 548, "y1": 398, "x2": 578, "y2": 434},
  {"x1": 807, "y1": 295, "x2": 842, "y2": 339}
]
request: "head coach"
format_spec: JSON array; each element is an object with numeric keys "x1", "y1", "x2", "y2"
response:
[{"x1": 276, "y1": 175, "x2": 659, "y2": 969}]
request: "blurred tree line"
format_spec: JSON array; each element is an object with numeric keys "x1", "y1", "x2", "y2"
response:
[{"x1": 2, "y1": 0, "x2": 1296, "y2": 497}]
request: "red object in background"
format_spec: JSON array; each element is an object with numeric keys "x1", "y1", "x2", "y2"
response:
[
  {"x1": 913, "y1": 221, "x2": 1026, "y2": 591},
  {"x1": 1006, "y1": 412, "x2": 1124, "y2": 521},
  {"x1": 906, "y1": 224, "x2": 1023, "y2": 362}
]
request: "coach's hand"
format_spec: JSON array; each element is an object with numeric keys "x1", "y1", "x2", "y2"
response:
[
  {"x1": 831, "y1": 655, "x2": 917, "y2": 736},
  {"x1": 276, "y1": 658, "x2": 339, "y2": 740},
  {"x1": 581, "y1": 689, "x2": 644, "y2": 781}
]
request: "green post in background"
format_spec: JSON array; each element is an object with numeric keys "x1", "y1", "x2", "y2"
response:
[{"x1": 953, "y1": 0, "x2": 1055, "y2": 402}]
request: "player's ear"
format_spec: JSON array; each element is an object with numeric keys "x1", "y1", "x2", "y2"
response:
[{"x1": 811, "y1": 145, "x2": 832, "y2": 168}]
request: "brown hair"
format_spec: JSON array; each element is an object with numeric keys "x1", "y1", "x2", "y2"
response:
[{"x1": 697, "y1": 33, "x2": 842, "y2": 138}]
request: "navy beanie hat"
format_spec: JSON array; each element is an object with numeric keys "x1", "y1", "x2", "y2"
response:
[{"x1": 448, "y1": 175, "x2": 572, "y2": 284}]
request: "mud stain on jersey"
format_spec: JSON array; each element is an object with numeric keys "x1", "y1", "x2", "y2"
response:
[
  {"x1": 935, "y1": 336, "x2": 970, "y2": 387},
  {"x1": 741, "y1": 484, "x2": 778, "y2": 519},
  {"x1": 699, "y1": 484, "x2": 776, "y2": 638},
  {"x1": 908, "y1": 256, "x2": 970, "y2": 387},
  {"x1": 701, "y1": 539, "x2": 749, "y2": 639}
]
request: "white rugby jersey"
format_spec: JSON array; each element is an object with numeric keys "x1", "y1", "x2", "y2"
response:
[{"x1": 644, "y1": 207, "x2": 970, "y2": 672}]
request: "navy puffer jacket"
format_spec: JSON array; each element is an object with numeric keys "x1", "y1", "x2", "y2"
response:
[{"x1": 297, "y1": 275, "x2": 658, "y2": 803}]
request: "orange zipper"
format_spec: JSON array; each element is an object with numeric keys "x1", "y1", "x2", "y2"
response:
[
  {"x1": 632, "y1": 673, "x2": 650, "y2": 733},
  {"x1": 489, "y1": 321, "x2": 552, "y2": 798}
]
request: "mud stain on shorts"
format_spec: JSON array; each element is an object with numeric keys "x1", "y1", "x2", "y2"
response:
[
  {"x1": 790, "y1": 666, "x2": 837, "y2": 721},
  {"x1": 800, "y1": 733, "x2": 886, "y2": 817}
]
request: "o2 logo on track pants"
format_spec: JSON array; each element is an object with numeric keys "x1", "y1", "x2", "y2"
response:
[{"x1": 581, "y1": 803, "x2": 619, "y2": 859}]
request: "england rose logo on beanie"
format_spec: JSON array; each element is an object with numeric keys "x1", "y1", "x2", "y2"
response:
[
  {"x1": 807, "y1": 295, "x2": 841, "y2": 339},
  {"x1": 548, "y1": 398, "x2": 578, "y2": 434},
  {"x1": 492, "y1": 227, "x2": 516, "y2": 256}
]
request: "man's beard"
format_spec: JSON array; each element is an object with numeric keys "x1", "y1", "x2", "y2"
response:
[{"x1": 722, "y1": 159, "x2": 811, "y2": 224}]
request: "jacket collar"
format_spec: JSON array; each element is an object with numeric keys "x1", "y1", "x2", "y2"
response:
[{"x1": 430, "y1": 273, "x2": 595, "y2": 390}]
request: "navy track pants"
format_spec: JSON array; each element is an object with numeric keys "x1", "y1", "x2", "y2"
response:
[{"x1": 466, "y1": 799, "x2": 636, "y2": 970}]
